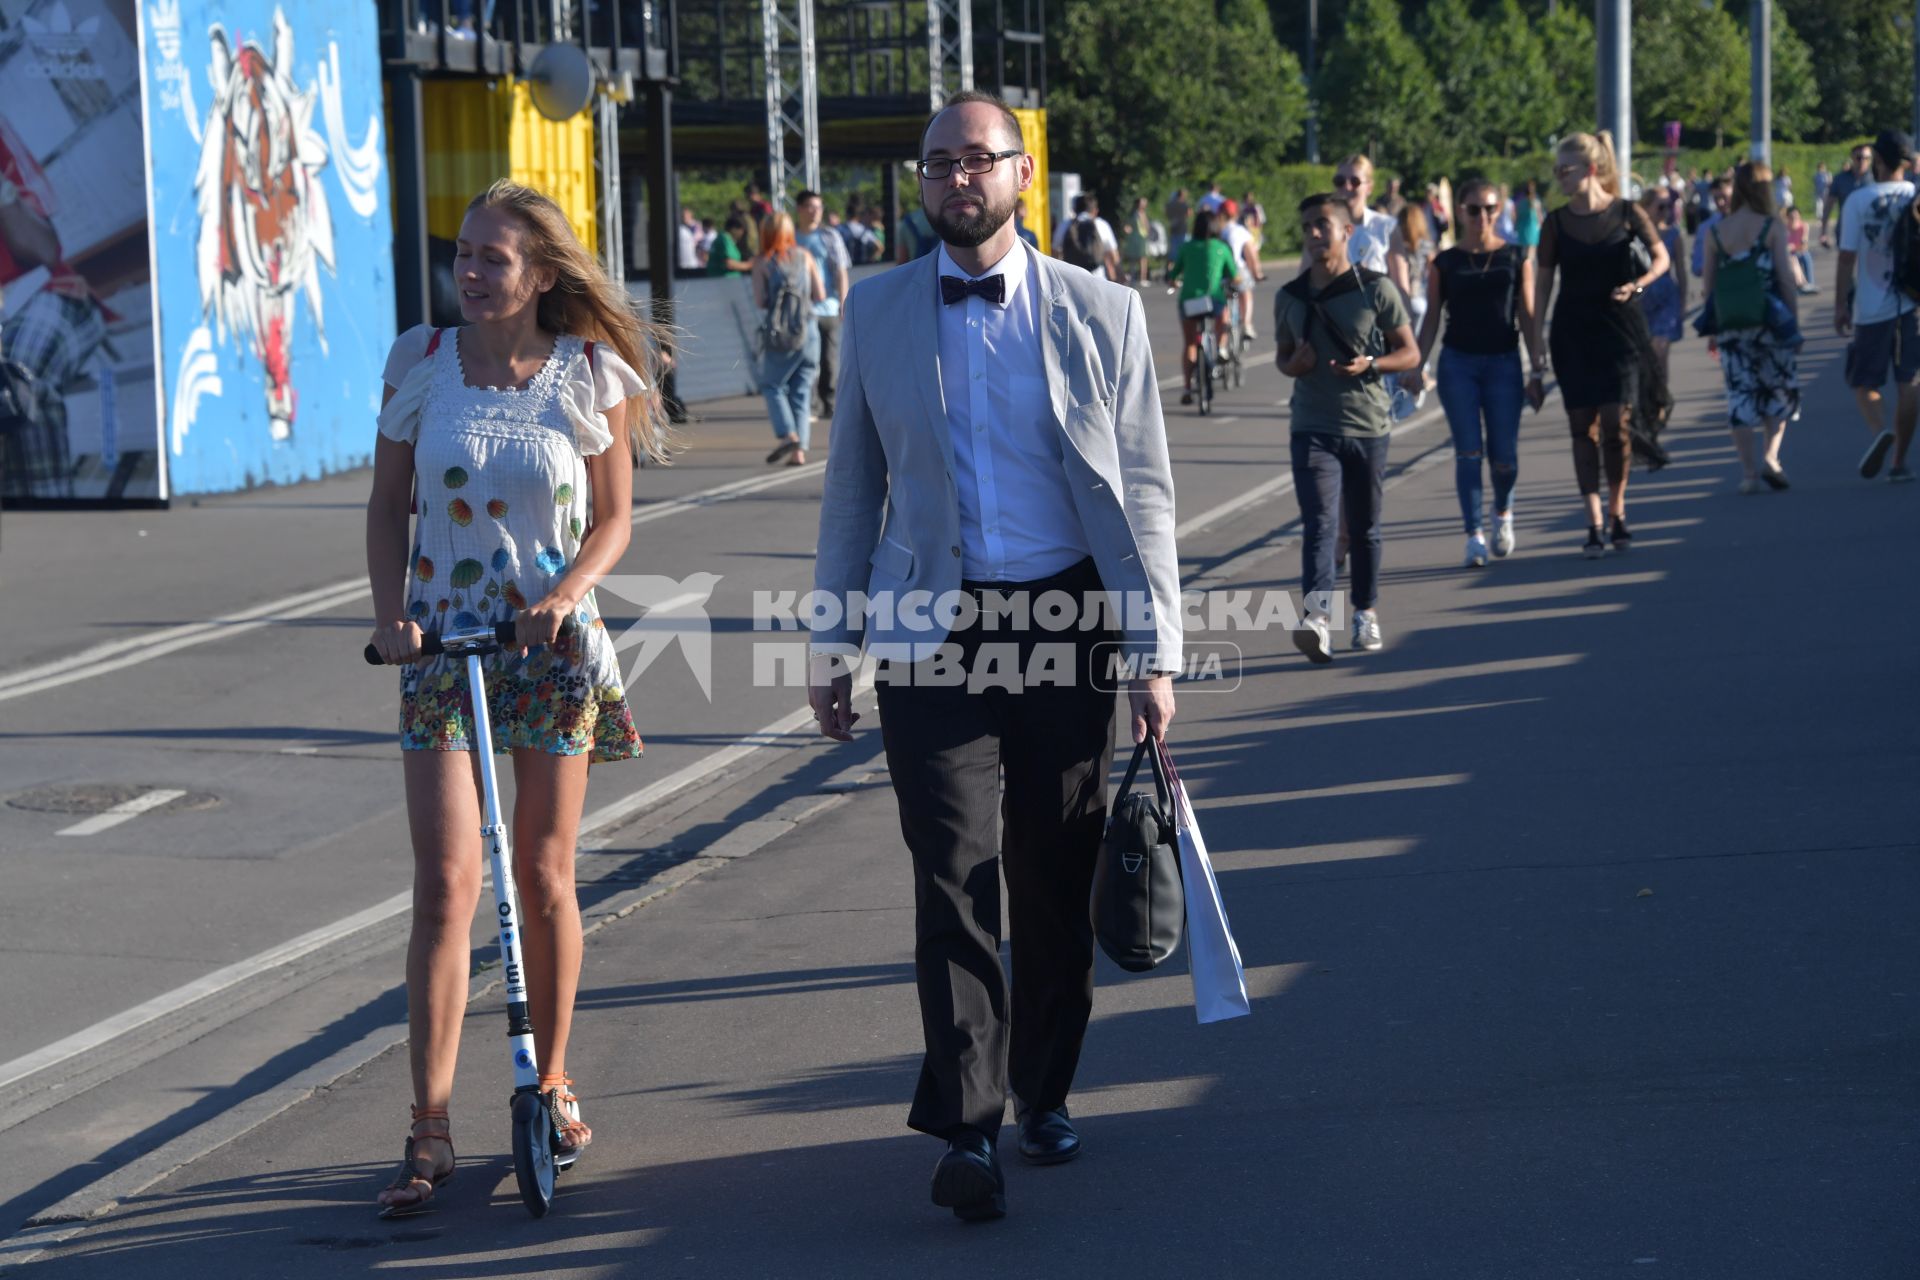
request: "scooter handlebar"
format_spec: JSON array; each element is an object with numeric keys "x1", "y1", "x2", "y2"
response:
[{"x1": 364, "y1": 620, "x2": 520, "y2": 665}]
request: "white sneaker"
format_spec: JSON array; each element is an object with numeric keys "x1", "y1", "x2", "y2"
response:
[
  {"x1": 1292, "y1": 614, "x2": 1334, "y2": 664},
  {"x1": 1351, "y1": 609, "x2": 1383, "y2": 651},
  {"x1": 1464, "y1": 533, "x2": 1489, "y2": 567},
  {"x1": 1493, "y1": 514, "x2": 1515, "y2": 558}
]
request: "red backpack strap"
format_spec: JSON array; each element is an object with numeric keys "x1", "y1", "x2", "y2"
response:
[
  {"x1": 583, "y1": 339, "x2": 596, "y2": 367},
  {"x1": 407, "y1": 329, "x2": 442, "y2": 515}
]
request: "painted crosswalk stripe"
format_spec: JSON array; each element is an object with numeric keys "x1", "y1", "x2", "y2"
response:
[{"x1": 57, "y1": 790, "x2": 188, "y2": 837}]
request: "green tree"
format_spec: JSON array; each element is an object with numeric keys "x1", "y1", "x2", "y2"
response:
[
  {"x1": 1315, "y1": 0, "x2": 1442, "y2": 175},
  {"x1": 1776, "y1": 0, "x2": 1906, "y2": 142},
  {"x1": 1419, "y1": 0, "x2": 1557, "y2": 159},
  {"x1": 1758, "y1": 4, "x2": 1822, "y2": 143},
  {"x1": 1634, "y1": 0, "x2": 1748, "y2": 147},
  {"x1": 1535, "y1": 4, "x2": 1597, "y2": 139},
  {"x1": 1049, "y1": 0, "x2": 1306, "y2": 211}
]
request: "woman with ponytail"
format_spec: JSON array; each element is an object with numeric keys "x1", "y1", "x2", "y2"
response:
[
  {"x1": 364, "y1": 180, "x2": 669, "y2": 1216},
  {"x1": 1532, "y1": 131, "x2": 1670, "y2": 558}
]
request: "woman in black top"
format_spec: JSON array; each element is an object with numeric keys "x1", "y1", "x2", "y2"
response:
[
  {"x1": 1408, "y1": 178, "x2": 1546, "y2": 566},
  {"x1": 1532, "y1": 131, "x2": 1671, "y2": 558}
]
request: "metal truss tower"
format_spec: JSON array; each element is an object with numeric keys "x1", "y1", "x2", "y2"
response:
[
  {"x1": 926, "y1": 0, "x2": 973, "y2": 108},
  {"x1": 762, "y1": 0, "x2": 820, "y2": 206}
]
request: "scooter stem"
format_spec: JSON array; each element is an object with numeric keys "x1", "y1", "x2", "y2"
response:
[{"x1": 466, "y1": 651, "x2": 541, "y2": 1093}]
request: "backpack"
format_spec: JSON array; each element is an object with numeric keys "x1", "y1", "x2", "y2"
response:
[
  {"x1": 1062, "y1": 216, "x2": 1104, "y2": 271},
  {"x1": 759, "y1": 255, "x2": 812, "y2": 355},
  {"x1": 899, "y1": 209, "x2": 936, "y2": 262},
  {"x1": 1893, "y1": 195, "x2": 1920, "y2": 304},
  {"x1": 1711, "y1": 218, "x2": 1772, "y2": 331}
]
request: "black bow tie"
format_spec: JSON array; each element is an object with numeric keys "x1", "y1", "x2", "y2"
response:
[{"x1": 940, "y1": 274, "x2": 1006, "y2": 306}]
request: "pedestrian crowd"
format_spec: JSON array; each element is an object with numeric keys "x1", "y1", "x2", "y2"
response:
[{"x1": 356, "y1": 88, "x2": 1911, "y2": 1232}]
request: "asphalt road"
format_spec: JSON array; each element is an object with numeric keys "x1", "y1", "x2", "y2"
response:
[{"x1": 2, "y1": 255, "x2": 1916, "y2": 1276}]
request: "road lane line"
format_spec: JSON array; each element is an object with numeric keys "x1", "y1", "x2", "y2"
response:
[
  {"x1": 56, "y1": 790, "x2": 187, "y2": 837},
  {"x1": 0, "y1": 671, "x2": 877, "y2": 1095},
  {"x1": 0, "y1": 359, "x2": 1358, "y2": 1084},
  {"x1": 0, "y1": 467, "x2": 831, "y2": 705}
]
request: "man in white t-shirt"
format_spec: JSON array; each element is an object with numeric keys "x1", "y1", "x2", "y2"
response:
[
  {"x1": 1217, "y1": 203, "x2": 1264, "y2": 341},
  {"x1": 675, "y1": 205, "x2": 703, "y2": 271},
  {"x1": 1836, "y1": 129, "x2": 1919, "y2": 482},
  {"x1": 1052, "y1": 193, "x2": 1121, "y2": 278},
  {"x1": 1197, "y1": 181, "x2": 1226, "y2": 214}
]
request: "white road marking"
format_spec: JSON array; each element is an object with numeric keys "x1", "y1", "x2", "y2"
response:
[
  {"x1": 0, "y1": 467, "x2": 831, "y2": 706},
  {"x1": 0, "y1": 349, "x2": 1350, "y2": 1085},
  {"x1": 0, "y1": 580, "x2": 371, "y2": 704},
  {"x1": 56, "y1": 789, "x2": 188, "y2": 837},
  {"x1": 0, "y1": 671, "x2": 876, "y2": 1095}
]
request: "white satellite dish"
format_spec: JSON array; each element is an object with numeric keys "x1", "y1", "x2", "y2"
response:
[{"x1": 527, "y1": 43, "x2": 594, "y2": 122}]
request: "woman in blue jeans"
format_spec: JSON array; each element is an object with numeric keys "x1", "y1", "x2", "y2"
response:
[
  {"x1": 1407, "y1": 178, "x2": 1547, "y2": 566},
  {"x1": 750, "y1": 212, "x2": 826, "y2": 465}
]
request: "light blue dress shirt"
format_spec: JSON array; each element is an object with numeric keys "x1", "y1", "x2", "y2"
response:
[{"x1": 935, "y1": 239, "x2": 1092, "y2": 583}]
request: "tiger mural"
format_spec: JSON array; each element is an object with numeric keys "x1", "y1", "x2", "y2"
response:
[{"x1": 192, "y1": 7, "x2": 334, "y2": 441}]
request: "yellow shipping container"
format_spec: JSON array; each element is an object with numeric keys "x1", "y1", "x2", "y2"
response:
[{"x1": 418, "y1": 78, "x2": 598, "y2": 254}]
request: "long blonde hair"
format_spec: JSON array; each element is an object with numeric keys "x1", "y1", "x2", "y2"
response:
[
  {"x1": 468, "y1": 180, "x2": 673, "y2": 464},
  {"x1": 1558, "y1": 130, "x2": 1622, "y2": 198}
]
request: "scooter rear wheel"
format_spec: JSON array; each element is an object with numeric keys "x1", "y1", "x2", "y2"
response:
[{"x1": 511, "y1": 1090, "x2": 556, "y2": 1218}]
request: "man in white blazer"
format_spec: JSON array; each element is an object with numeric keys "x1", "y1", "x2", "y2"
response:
[{"x1": 807, "y1": 92, "x2": 1182, "y2": 1222}]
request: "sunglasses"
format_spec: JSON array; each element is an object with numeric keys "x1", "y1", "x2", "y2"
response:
[
  {"x1": 1554, "y1": 163, "x2": 1588, "y2": 178},
  {"x1": 1332, "y1": 176, "x2": 1365, "y2": 189},
  {"x1": 1465, "y1": 205, "x2": 1501, "y2": 216}
]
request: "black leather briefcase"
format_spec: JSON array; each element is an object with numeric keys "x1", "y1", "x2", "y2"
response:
[{"x1": 1093, "y1": 738, "x2": 1184, "y2": 972}]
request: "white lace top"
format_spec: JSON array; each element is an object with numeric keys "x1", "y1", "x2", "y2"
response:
[{"x1": 375, "y1": 324, "x2": 648, "y2": 759}]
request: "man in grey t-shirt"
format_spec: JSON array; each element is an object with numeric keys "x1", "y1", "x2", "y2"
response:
[{"x1": 1274, "y1": 193, "x2": 1420, "y2": 661}]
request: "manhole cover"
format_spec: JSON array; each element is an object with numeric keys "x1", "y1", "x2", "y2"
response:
[{"x1": 7, "y1": 783, "x2": 221, "y2": 816}]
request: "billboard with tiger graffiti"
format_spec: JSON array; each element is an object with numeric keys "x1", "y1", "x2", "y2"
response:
[{"x1": 141, "y1": 0, "x2": 392, "y2": 494}]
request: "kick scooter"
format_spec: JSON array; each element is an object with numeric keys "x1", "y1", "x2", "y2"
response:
[{"x1": 366, "y1": 619, "x2": 571, "y2": 1217}]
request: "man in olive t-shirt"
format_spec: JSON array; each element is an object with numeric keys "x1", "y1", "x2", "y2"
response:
[{"x1": 1274, "y1": 193, "x2": 1419, "y2": 662}]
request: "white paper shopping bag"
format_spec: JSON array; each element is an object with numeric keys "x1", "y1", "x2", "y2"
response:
[{"x1": 1157, "y1": 741, "x2": 1251, "y2": 1023}]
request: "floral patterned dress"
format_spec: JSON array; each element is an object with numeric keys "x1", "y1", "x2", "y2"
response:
[
  {"x1": 377, "y1": 323, "x2": 645, "y2": 762},
  {"x1": 1713, "y1": 239, "x2": 1801, "y2": 429}
]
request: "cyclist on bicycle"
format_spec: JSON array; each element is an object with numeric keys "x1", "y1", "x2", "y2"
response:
[
  {"x1": 1219, "y1": 201, "x2": 1266, "y2": 345},
  {"x1": 1168, "y1": 208, "x2": 1240, "y2": 405}
]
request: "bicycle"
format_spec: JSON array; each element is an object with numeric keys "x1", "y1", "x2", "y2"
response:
[
  {"x1": 1181, "y1": 294, "x2": 1219, "y2": 416},
  {"x1": 1223, "y1": 284, "x2": 1247, "y2": 390}
]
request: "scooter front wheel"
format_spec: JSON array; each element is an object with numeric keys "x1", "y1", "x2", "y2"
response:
[{"x1": 511, "y1": 1090, "x2": 556, "y2": 1218}]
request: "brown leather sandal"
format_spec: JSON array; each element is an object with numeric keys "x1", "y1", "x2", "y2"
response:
[
  {"x1": 376, "y1": 1105, "x2": 455, "y2": 1218},
  {"x1": 539, "y1": 1075, "x2": 593, "y2": 1157}
]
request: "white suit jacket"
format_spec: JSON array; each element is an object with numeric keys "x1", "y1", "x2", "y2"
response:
[{"x1": 810, "y1": 247, "x2": 1182, "y2": 671}]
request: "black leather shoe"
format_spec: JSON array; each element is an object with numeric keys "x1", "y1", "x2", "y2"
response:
[
  {"x1": 929, "y1": 1129, "x2": 1005, "y2": 1221},
  {"x1": 1016, "y1": 1105, "x2": 1081, "y2": 1165}
]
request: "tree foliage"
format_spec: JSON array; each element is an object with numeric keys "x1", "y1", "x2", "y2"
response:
[
  {"x1": 1775, "y1": 0, "x2": 1910, "y2": 142},
  {"x1": 1633, "y1": 0, "x2": 1750, "y2": 147},
  {"x1": 1535, "y1": 3, "x2": 1598, "y2": 139},
  {"x1": 1313, "y1": 0, "x2": 1442, "y2": 176},
  {"x1": 1417, "y1": 0, "x2": 1557, "y2": 161},
  {"x1": 1047, "y1": 0, "x2": 1306, "y2": 208}
]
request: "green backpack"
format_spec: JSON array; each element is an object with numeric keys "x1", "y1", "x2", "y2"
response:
[{"x1": 1711, "y1": 217, "x2": 1772, "y2": 331}]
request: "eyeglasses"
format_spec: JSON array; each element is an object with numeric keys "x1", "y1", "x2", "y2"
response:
[
  {"x1": 1465, "y1": 205, "x2": 1501, "y2": 217},
  {"x1": 1332, "y1": 176, "x2": 1365, "y2": 189},
  {"x1": 914, "y1": 149, "x2": 1023, "y2": 180}
]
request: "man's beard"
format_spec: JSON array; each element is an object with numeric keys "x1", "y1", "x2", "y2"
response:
[{"x1": 927, "y1": 190, "x2": 1016, "y2": 247}]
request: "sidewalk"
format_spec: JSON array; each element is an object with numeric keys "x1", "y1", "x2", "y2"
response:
[{"x1": 10, "y1": 301, "x2": 1919, "y2": 1277}]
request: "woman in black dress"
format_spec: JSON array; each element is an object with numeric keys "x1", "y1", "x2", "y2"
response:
[{"x1": 1532, "y1": 131, "x2": 1671, "y2": 558}]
